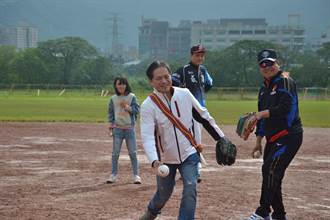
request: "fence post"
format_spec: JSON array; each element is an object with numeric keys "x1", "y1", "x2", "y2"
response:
[
  {"x1": 303, "y1": 88, "x2": 308, "y2": 100},
  {"x1": 216, "y1": 88, "x2": 222, "y2": 99},
  {"x1": 325, "y1": 88, "x2": 328, "y2": 100},
  {"x1": 240, "y1": 87, "x2": 244, "y2": 100}
]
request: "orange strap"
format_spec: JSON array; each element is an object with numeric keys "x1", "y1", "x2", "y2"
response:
[{"x1": 149, "y1": 93, "x2": 198, "y2": 148}]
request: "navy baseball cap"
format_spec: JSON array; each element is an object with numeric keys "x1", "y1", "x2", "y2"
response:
[
  {"x1": 190, "y1": 44, "x2": 206, "y2": 54},
  {"x1": 257, "y1": 49, "x2": 277, "y2": 64}
]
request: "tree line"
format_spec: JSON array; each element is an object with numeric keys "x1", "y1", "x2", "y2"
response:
[{"x1": 0, "y1": 37, "x2": 329, "y2": 88}]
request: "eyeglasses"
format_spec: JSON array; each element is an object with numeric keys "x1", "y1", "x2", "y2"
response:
[{"x1": 259, "y1": 60, "x2": 275, "y2": 68}]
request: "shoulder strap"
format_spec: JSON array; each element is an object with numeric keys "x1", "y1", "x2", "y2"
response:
[{"x1": 149, "y1": 93, "x2": 198, "y2": 148}]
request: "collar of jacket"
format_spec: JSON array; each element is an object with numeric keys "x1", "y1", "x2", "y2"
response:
[
  {"x1": 189, "y1": 61, "x2": 200, "y2": 70},
  {"x1": 153, "y1": 87, "x2": 175, "y2": 98},
  {"x1": 263, "y1": 70, "x2": 283, "y2": 88}
]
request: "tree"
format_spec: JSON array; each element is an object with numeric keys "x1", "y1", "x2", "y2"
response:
[
  {"x1": 317, "y1": 42, "x2": 330, "y2": 64},
  {"x1": 289, "y1": 52, "x2": 325, "y2": 87},
  {"x1": 0, "y1": 46, "x2": 17, "y2": 83},
  {"x1": 38, "y1": 37, "x2": 97, "y2": 84},
  {"x1": 73, "y1": 56, "x2": 114, "y2": 85},
  {"x1": 316, "y1": 42, "x2": 330, "y2": 87},
  {"x1": 12, "y1": 48, "x2": 49, "y2": 84},
  {"x1": 204, "y1": 40, "x2": 282, "y2": 87}
]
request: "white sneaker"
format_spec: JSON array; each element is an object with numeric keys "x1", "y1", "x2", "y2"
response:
[
  {"x1": 106, "y1": 174, "x2": 117, "y2": 184},
  {"x1": 245, "y1": 213, "x2": 270, "y2": 220},
  {"x1": 133, "y1": 175, "x2": 141, "y2": 184}
]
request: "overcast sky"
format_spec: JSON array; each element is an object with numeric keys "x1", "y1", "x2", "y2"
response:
[{"x1": 1, "y1": 0, "x2": 329, "y2": 48}]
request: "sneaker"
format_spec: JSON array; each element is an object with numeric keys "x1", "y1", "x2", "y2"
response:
[
  {"x1": 139, "y1": 210, "x2": 157, "y2": 220},
  {"x1": 106, "y1": 174, "x2": 117, "y2": 184},
  {"x1": 133, "y1": 175, "x2": 141, "y2": 184},
  {"x1": 245, "y1": 213, "x2": 270, "y2": 220}
]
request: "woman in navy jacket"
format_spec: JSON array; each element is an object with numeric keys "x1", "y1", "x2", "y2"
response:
[{"x1": 246, "y1": 49, "x2": 303, "y2": 220}]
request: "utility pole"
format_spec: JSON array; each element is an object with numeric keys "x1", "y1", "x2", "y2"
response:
[{"x1": 105, "y1": 13, "x2": 123, "y2": 59}]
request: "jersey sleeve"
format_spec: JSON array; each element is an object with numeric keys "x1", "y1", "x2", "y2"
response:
[
  {"x1": 172, "y1": 67, "x2": 183, "y2": 87},
  {"x1": 268, "y1": 77, "x2": 295, "y2": 118},
  {"x1": 203, "y1": 67, "x2": 213, "y2": 92}
]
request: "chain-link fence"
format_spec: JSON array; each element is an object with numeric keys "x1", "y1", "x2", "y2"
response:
[{"x1": 0, "y1": 84, "x2": 329, "y2": 100}]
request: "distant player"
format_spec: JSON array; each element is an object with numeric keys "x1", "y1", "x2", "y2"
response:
[{"x1": 172, "y1": 44, "x2": 213, "y2": 182}]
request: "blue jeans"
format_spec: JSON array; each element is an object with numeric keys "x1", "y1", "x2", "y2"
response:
[
  {"x1": 147, "y1": 153, "x2": 200, "y2": 220},
  {"x1": 111, "y1": 128, "x2": 139, "y2": 176}
]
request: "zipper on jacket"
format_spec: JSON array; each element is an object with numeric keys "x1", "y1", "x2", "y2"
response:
[
  {"x1": 174, "y1": 101, "x2": 181, "y2": 117},
  {"x1": 163, "y1": 94, "x2": 182, "y2": 163}
]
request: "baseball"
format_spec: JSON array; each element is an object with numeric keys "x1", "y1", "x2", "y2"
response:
[
  {"x1": 253, "y1": 151, "x2": 261, "y2": 158},
  {"x1": 157, "y1": 164, "x2": 169, "y2": 177}
]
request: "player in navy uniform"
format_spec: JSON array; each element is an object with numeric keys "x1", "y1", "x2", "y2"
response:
[
  {"x1": 245, "y1": 49, "x2": 303, "y2": 220},
  {"x1": 172, "y1": 44, "x2": 213, "y2": 183}
]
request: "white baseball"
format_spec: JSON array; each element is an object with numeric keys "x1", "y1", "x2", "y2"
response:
[{"x1": 157, "y1": 164, "x2": 169, "y2": 177}]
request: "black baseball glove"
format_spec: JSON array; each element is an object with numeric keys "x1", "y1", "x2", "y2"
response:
[{"x1": 216, "y1": 137, "x2": 237, "y2": 166}]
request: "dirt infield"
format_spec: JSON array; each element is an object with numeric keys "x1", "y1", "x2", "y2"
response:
[{"x1": 0, "y1": 122, "x2": 329, "y2": 220}]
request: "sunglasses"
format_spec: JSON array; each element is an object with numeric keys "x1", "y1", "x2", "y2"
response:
[{"x1": 259, "y1": 60, "x2": 275, "y2": 68}]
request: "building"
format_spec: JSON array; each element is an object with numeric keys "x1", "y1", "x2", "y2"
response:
[
  {"x1": 168, "y1": 21, "x2": 191, "y2": 58},
  {"x1": 0, "y1": 25, "x2": 38, "y2": 49},
  {"x1": 138, "y1": 18, "x2": 191, "y2": 59},
  {"x1": 191, "y1": 15, "x2": 305, "y2": 51},
  {"x1": 139, "y1": 18, "x2": 169, "y2": 59},
  {"x1": 138, "y1": 15, "x2": 306, "y2": 60}
]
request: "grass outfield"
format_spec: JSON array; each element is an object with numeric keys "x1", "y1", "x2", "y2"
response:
[{"x1": 0, "y1": 96, "x2": 329, "y2": 127}]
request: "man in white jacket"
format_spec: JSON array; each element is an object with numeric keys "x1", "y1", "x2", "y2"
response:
[{"x1": 139, "y1": 61, "x2": 228, "y2": 220}]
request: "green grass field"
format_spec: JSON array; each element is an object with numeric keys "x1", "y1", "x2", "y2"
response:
[{"x1": 0, "y1": 95, "x2": 329, "y2": 127}]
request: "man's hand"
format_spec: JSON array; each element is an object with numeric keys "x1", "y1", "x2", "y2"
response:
[
  {"x1": 251, "y1": 143, "x2": 262, "y2": 159},
  {"x1": 152, "y1": 160, "x2": 162, "y2": 169},
  {"x1": 196, "y1": 144, "x2": 203, "y2": 153}
]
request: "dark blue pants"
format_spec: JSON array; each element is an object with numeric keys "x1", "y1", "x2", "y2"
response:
[{"x1": 256, "y1": 132, "x2": 303, "y2": 219}]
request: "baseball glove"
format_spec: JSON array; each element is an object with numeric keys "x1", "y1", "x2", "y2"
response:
[
  {"x1": 236, "y1": 112, "x2": 257, "y2": 140},
  {"x1": 216, "y1": 137, "x2": 237, "y2": 166}
]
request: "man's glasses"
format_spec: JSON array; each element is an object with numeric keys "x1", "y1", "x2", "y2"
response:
[{"x1": 259, "y1": 60, "x2": 275, "y2": 68}]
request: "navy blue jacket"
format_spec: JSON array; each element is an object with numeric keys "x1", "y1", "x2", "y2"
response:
[
  {"x1": 255, "y1": 71, "x2": 303, "y2": 139},
  {"x1": 172, "y1": 62, "x2": 213, "y2": 107}
]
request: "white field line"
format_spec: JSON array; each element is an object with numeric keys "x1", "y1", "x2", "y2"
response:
[{"x1": 0, "y1": 144, "x2": 31, "y2": 148}]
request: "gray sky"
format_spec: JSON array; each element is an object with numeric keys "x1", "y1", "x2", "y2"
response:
[{"x1": 1, "y1": 0, "x2": 329, "y2": 48}]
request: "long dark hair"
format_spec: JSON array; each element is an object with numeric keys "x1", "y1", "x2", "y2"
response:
[
  {"x1": 146, "y1": 60, "x2": 171, "y2": 80},
  {"x1": 113, "y1": 77, "x2": 132, "y2": 95}
]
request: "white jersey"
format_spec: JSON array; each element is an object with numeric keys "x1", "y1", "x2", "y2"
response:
[{"x1": 140, "y1": 87, "x2": 225, "y2": 164}]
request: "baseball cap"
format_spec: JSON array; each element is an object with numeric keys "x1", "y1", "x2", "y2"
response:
[
  {"x1": 257, "y1": 49, "x2": 277, "y2": 64},
  {"x1": 190, "y1": 44, "x2": 206, "y2": 54}
]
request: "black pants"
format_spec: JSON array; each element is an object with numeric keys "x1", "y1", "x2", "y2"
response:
[{"x1": 256, "y1": 132, "x2": 303, "y2": 219}]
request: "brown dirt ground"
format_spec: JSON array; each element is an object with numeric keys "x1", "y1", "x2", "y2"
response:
[{"x1": 0, "y1": 122, "x2": 329, "y2": 220}]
